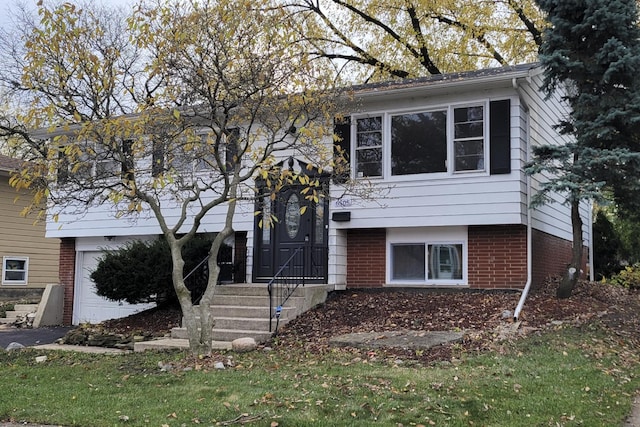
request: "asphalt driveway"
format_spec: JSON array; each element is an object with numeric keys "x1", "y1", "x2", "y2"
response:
[{"x1": 0, "y1": 325, "x2": 74, "y2": 349}]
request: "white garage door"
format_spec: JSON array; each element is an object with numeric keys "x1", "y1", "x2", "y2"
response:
[{"x1": 73, "y1": 251, "x2": 154, "y2": 325}]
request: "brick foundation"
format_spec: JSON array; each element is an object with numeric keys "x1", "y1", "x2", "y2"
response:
[
  {"x1": 59, "y1": 238, "x2": 76, "y2": 325},
  {"x1": 346, "y1": 229, "x2": 386, "y2": 287},
  {"x1": 468, "y1": 225, "x2": 527, "y2": 289},
  {"x1": 532, "y1": 229, "x2": 587, "y2": 287},
  {"x1": 344, "y1": 225, "x2": 582, "y2": 290}
]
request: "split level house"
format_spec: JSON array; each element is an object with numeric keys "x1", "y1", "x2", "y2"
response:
[
  {"x1": 0, "y1": 154, "x2": 59, "y2": 300},
  {"x1": 45, "y1": 63, "x2": 592, "y2": 326}
]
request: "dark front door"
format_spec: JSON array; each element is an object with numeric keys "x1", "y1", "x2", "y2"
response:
[{"x1": 254, "y1": 185, "x2": 328, "y2": 282}]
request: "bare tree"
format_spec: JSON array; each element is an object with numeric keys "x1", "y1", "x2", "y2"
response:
[
  {"x1": 287, "y1": 0, "x2": 544, "y2": 81},
  {"x1": 1, "y1": 0, "x2": 351, "y2": 354}
]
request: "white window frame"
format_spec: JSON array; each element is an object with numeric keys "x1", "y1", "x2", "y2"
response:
[
  {"x1": 354, "y1": 115, "x2": 383, "y2": 179},
  {"x1": 94, "y1": 143, "x2": 120, "y2": 177},
  {"x1": 167, "y1": 130, "x2": 240, "y2": 174},
  {"x1": 58, "y1": 140, "x2": 123, "y2": 182},
  {"x1": 351, "y1": 101, "x2": 489, "y2": 180},
  {"x1": 386, "y1": 228, "x2": 467, "y2": 286},
  {"x1": 2, "y1": 256, "x2": 29, "y2": 286},
  {"x1": 451, "y1": 103, "x2": 487, "y2": 174}
]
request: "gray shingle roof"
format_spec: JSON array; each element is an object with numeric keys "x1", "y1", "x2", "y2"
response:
[
  {"x1": 350, "y1": 62, "x2": 540, "y2": 93},
  {"x1": 0, "y1": 154, "x2": 23, "y2": 172}
]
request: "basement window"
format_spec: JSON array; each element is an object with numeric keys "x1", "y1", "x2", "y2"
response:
[
  {"x1": 387, "y1": 227, "x2": 467, "y2": 286},
  {"x1": 2, "y1": 257, "x2": 29, "y2": 285}
]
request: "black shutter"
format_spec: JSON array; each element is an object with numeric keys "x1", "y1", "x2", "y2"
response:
[
  {"x1": 333, "y1": 116, "x2": 351, "y2": 183},
  {"x1": 489, "y1": 100, "x2": 511, "y2": 175},
  {"x1": 122, "y1": 139, "x2": 134, "y2": 181},
  {"x1": 225, "y1": 128, "x2": 240, "y2": 171},
  {"x1": 151, "y1": 138, "x2": 164, "y2": 177}
]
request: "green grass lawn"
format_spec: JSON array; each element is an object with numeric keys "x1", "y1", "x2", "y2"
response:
[{"x1": 1, "y1": 323, "x2": 638, "y2": 427}]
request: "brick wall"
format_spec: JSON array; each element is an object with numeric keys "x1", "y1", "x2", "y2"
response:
[
  {"x1": 59, "y1": 238, "x2": 76, "y2": 325},
  {"x1": 532, "y1": 229, "x2": 587, "y2": 287},
  {"x1": 346, "y1": 229, "x2": 385, "y2": 287},
  {"x1": 345, "y1": 225, "x2": 584, "y2": 290},
  {"x1": 468, "y1": 225, "x2": 527, "y2": 289}
]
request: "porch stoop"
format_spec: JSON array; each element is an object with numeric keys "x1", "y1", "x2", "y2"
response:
[
  {"x1": 135, "y1": 283, "x2": 329, "y2": 352},
  {"x1": 0, "y1": 303, "x2": 38, "y2": 325}
]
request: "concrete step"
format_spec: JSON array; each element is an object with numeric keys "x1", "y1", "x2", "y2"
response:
[
  {"x1": 214, "y1": 328, "x2": 273, "y2": 343},
  {"x1": 214, "y1": 284, "x2": 268, "y2": 296},
  {"x1": 0, "y1": 303, "x2": 39, "y2": 324},
  {"x1": 13, "y1": 304, "x2": 39, "y2": 312},
  {"x1": 211, "y1": 304, "x2": 296, "y2": 319},
  {"x1": 133, "y1": 338, "x2": 232, "y2": 352},
  {"x1": 140, "y1": 283, "x2": 330, "y2": 351},
  {"x1": 171, "y1": 326, "x2": 273, "y2": 343},
  {"x1": 215, "y1": 283, "x2": 313, "y2": 297},
  {"x1": 5, "y1": 310, "x2": 35, "y2": 319},
  {"x1": 211, "y1": 295, "x2": 309, "y2": 313},
  {"x1": 213, "y1": 295, "x2": 270, "y2": 307},
  {"x1": 214, "y1": 316, "x2": 272, "y2": 331}
]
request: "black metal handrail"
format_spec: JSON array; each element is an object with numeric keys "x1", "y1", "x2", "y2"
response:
[
  {"x1": 267, "y1": 246, "x2": 305, "y2": 335},
  {"x1": 183, "y1": 247, "x2": 247, "y2": 305}
]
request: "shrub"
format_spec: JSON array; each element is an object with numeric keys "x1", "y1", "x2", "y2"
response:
[
  {"x1": 607, "y1": 263, "x2": 640, "y2": 289},
  {"x1": 91, "y1": 236, "x2": 220, "y2": 306},
  {"x1": 593, "y1": 211, "x2": 624, "y2": 280}
]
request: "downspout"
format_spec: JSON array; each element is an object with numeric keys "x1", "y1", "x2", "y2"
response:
[
  {"x1": 512, "y1": 77, "x2": 532, "y2": 322},
  {"x1": 589, "y1": 203, "x2": 595, "y2": 281}
]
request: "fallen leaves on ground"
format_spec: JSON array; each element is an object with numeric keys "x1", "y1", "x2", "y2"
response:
[
  {"x1": 95, "y1": 277, "x2": 640, "y2": 365},
  {"x1": 273, "y1": 278, "x2": 640, "y2": 364}
]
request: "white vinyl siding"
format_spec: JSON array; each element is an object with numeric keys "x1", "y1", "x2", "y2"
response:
[
  {"x1": 45, "y1": 66, "x2": 588, "y2": 258},
  {"x1": 520, "y1": 72, "x2": 591, "y2": 244}
]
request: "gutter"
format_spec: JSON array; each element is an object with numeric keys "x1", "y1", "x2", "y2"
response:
[{"x1": 512, "y1": 77, "x2": 533, "y2": 322}]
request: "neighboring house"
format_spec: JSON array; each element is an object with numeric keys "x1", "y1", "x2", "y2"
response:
[
  {"x1": 0, "y1": 154, "x2": 60, "y2": 299},
  {"x1": 47, "y1": 63, "x2": 592, "y2": 325}
]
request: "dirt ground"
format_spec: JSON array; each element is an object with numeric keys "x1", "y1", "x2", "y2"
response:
[{"x1": 98, "y1": 277, "x2": 640, "y2": 365}]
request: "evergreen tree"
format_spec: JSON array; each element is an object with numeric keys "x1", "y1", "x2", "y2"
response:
[
  {"x1": 593, "y1": 210, "x2": 623, "y2": 280},
  {"x1": 528, "y1": 0, "x2": 640, "y2": 297}
]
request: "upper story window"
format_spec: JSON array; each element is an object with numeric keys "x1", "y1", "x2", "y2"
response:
[
  {"x1": 162, "y1": 128, "x2": 240, "y2": 175},
  {"x1": 391, "y1": 110, "x2": 447, "y2": 175},
  {"x1": 57, "y1": 140, "x2": 133, "y2": 183},
  {"x1": 355, "y1": 117, "x2": 382, "y2": 178},
  {"x1": 454, "y1": 106, "x2": 484, "y2": 172},
  {"x1": 337, "y1": 100, "x2": 512, "y2": 180},
  {"x1": 2, "y1": 257, "x2": 28, "y2": 285}
]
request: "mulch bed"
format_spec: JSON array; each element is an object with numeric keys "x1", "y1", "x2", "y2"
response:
[{"x1": 71, "y1": 278, "x2": 640, "y2": 364}]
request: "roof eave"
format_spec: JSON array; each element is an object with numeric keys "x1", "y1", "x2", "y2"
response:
[{"x1": 351, "y1": 64, "x2": 540, "y2": 101}]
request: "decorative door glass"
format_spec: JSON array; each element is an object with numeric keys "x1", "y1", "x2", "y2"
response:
[{"x1": 285, "y1": 193, "x2": 301, "y2": 239}]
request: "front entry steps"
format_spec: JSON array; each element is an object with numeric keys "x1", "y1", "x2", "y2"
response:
[
  {"x1": 134, "y1": 283, "x2": 329, "y2": 352},
  {"x1": 0, "y1": 304, "x2": 38, "y2": 326}
]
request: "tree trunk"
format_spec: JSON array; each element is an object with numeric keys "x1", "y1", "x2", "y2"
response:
[
  {"x1": 557, "y1": 198, "x2": 583, "y2": 298},
  {"x1": 178, "y1": 180, "x2": 240, "y2": 355}
]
